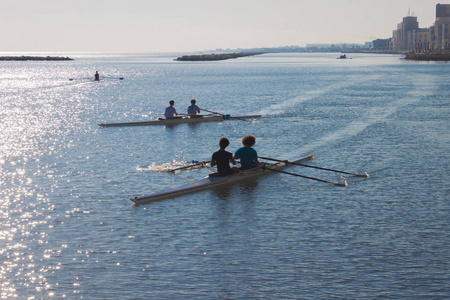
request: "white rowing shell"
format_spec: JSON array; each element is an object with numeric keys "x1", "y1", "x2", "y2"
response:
[{"x1": 131, "y1": 155, "x2": 314, "y2": 205}]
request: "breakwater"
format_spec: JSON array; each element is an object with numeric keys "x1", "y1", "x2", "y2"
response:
[
  {"x1": 405, "y1": 52, "x2": 450, "y2": 61},
  {"x1": 175, "y1": 52, "x2": 262, "y2": 61},
  {"x1": 0, "y1": 56, "x2": 73, "y2": 61}
]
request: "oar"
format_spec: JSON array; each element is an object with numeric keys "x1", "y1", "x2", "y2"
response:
[
  {"x1": 262, "y1": 165, "x2": 348, "y2": 187},
  {"x1": 169, "y1": 161, "x2": 211, "y2": 172},
  {"x1": 70, "y1": 77, "x2": 124, "y2": 81},
  {"x1": 103, "y1": 76, "x2": 124, "y2": 80},
  {"x1": 200, "y1": 108, "x2": 252, "y2": 123},
  {"x1": 69, "y1": 77, "x2": 94, "y2": 81},
  {"x1": 259, "y1": 156, "x2": 369, "y2": 178}
]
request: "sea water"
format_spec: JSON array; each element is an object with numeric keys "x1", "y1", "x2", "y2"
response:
[{"x1": 0, "y1": 52, "x2": 448, "y2": 298}]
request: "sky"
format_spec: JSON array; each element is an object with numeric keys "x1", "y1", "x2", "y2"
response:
[{"x1": 0, "y1": 0, "x2": 446, "y2": 53}]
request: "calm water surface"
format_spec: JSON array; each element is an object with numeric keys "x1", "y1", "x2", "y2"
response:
[{"x1": 0, "y1": 52, "x2": 448, "y2": 299}]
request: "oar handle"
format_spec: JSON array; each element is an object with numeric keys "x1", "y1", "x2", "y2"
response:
[{"x1": 199, "y1": 108, "x2": 220, "y2": 115}]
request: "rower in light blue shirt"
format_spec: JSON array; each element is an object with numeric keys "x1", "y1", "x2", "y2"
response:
[
  {"x1": 187, "y1": 99, "x2": 201, "y2": 116},
  {"x1": 164, "y1": 100, "x2": 178, "y2": 118}
]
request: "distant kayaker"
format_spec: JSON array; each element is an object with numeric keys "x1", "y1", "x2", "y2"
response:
[
  {"x1": 164, "y1": 100, "x2": 179, "y2": 119},
  {"x1": 234, "y1": 135, "x2": 260, "y2": 170},
  {"x1": 211, "y1": 137, "x2": 237, "y2": 176},
  {"x1": 94, "y1": 71, "x2": 100, "y2": 81},
  {"x1": 187, "y1": 99, "x2": 201, "y2": 116}
]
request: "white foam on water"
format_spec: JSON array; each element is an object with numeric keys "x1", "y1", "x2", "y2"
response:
[
  {"x1": 137, "y1": 160, "x2": 207, "y2": 173},
  {"x1": 257, "y1": 76, "x2": 377, "y2": 116},
  {"x1": 290, "y1": 76, "x2": 435, "y2": 157}
]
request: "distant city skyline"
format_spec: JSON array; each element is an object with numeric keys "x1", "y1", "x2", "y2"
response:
[{"x1": 1, "y1": 0, "x2": 447, "y2": 53}]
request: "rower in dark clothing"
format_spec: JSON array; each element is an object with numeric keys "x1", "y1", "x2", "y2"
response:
[{"x1": 211, "y1": 137, "x2": 237, "y2": 176}]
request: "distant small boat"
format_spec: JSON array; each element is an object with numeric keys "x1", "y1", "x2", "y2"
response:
[{"x1": 337, "y1": 54, "x2": 352, "y2": 59}]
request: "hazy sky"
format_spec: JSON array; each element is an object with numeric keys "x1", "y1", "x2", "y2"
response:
[{"x1": 1, "y1": 0, "x2": 445, "y2": 53}]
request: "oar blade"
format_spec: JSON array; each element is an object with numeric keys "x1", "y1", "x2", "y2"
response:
[{"x1": 355, "y1": 171, "x2": 370, "y2": 178}]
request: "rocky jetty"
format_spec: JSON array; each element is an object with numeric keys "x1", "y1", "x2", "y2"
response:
[
  {"x1": 0, "y1": 56, "x2": 73, "y2": 61},
  {"x1": 175, "y1": 52, "x2": 262, "y2": 61},
  {"x1": 405, "y1": 52, "x2": 450, "y2": 61}
]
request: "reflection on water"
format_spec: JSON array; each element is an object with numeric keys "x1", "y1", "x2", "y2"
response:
[
  {"x1": 210, "y1": 185, "x2": 233, "y2": 200},
  {"x1": 187, "y1": 122, "x2": 201, "y2": 130},
  {"x1": 211, "y1": 180, "x2": 260, "y2": 200}
]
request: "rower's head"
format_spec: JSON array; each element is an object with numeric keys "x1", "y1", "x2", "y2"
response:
[
  {"x1": 191, "y1": 99, "x2": 196, "y2": 104},
  {"x1": 169, "y1": 100, "x2": 175, "y2": 106},
  {"x1": 219, "y1": 137, "x2": 230, "y2": 149},
  {"x1": 242, "y1": 135, "x2": 256, "y2": 147}
]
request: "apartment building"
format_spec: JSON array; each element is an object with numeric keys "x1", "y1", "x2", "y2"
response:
[{"x1": 391, "y1": 4, "x2": 450, "y2": 52}]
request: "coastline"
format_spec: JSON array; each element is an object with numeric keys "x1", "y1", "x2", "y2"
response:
[
  {"x1": 1, "y1": 51, "x2": 448, "y2": 62},
  {"x1": 334, "y1": 49, "x2": 450, "y2": 61},
  {"x1": 0, "y1": 56, "x2": 73, "y2": 61}
]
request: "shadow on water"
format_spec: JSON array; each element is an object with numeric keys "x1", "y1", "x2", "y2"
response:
[
  {"x1": 187, "y1": 123, "x2": 201, "y2": 130},
  {"x1": 211, "y1": 180, "x2": 260, "y2": 202},
  {"x1": 162, "y1": 122, "x2": 201, "y2": 131}
]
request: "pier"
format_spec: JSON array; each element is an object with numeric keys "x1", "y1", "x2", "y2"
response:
[
  {"x1": 175, "y1": 52, "x2": 262, "y2": 61},
  {"x1": 405, "y1": 52, "x2": 450, "y2": 61}
]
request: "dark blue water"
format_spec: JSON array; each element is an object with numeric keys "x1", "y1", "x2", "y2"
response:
[{"x1": 0, "y1": 52, "x2": 448, "y2": 298}]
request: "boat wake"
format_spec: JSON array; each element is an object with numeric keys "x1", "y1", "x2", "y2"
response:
[
  {"x1": 288, "y1": 75, "x2": 434, "y2": 158},
  {"x1": 257, "y1": 76, "x2": 379, "y2": 116},
  {"x1": 137, "y1": 160, "x2": 206, "y2": 172}
]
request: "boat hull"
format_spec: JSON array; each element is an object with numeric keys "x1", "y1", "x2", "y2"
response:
[
  {"x1": 131, "y1": 155, "x2": 314, "y2": 205},
  {"x1": 99, "y1": 115, "x2": 262, "y2": 127}
]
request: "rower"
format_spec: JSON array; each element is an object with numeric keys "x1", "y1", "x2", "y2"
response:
[
  {"x1": 211, "y1": 138, "x2": 237, "y2": 176},
  {"x1": 164, "y1": 100, "x2": 179, "y2": 119},
  {"x1": 94, "y1": 71, "x2": 100, "y2": 81},
  {"x1": 187, "y1": 99, "x2": 201, "y2": 116},
  {"x1": 234, "y1": 135, "x2": 260, "y2": 170}
]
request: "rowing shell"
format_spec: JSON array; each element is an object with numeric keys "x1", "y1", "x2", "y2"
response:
[
  {"x1": 131, "y1": 155, "x2": 315, "y2": 205},
  {"x1": 99, "y1": 114, "x2": 262, "y2": 127}
]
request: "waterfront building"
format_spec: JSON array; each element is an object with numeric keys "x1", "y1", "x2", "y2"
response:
[
  {"x1": 434, "y1": 3, "x2": 450, "y2": 51},
  {"x1": 391, "y1": 15, "x2": 420, "y2": 51},
  {"x1": 390, "y1": 4, "x2": 450, "y2": 52},
  {"x1": 372, "y1": 38, "x2": 390, "y2": 51}
]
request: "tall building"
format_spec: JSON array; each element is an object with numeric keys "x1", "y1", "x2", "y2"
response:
[
  {"x1": 390, "y1": 4, "x2": 450, "y2": 52},
  {"x1": 392, "y1": 16, "x2": 420, "y2": 51},
  {"x1": 434, "y1": 3, "x2": 450, "y2": 50},
  {"x1": 402, "y1": 16, "x2": 419, "y2": 50}
]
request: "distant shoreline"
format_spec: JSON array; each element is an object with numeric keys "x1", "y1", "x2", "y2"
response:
[
  {"x1": 0, "y1": 56, "x2": 73, "y2": 61},
  {"x1": 2, "y1": 52, "x2": 448, "y2": 62},
  {"x1": 404, "y1": 52, "x2": 450, "y2": 61},
  {"x1": 175, "y1": 52, "x2": 263, "y2": 61}
]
